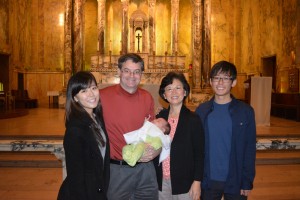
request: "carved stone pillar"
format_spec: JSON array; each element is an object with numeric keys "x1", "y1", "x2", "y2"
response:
[
  {"x1": 171, "y1": 0, "x2": 179, "y2": 55},
  {"x1": 148, "y1": 0, "x2": 156, "y2": 53},
  {"x1": 64, "y1": 0, "x2": 73, "y2": 88},
  {"x1": 142, "y1": 23, "x2": 148, "y2": 53},
  {"x1": 129, "y1": 20, "x2": 134, "y2": 52},
  {"x1": 73, "y1": 0, "x2": 85, "y2": 72},
  {"x1": 191, "y1": 0, "x2": 203, "y2": 92},
  {"x1": 97, "y1": 0, "x2": 106, "y2": 54},
  {"x1": 202, "y1": 0, "x2": 211, "y2": 89},
  {"x1": 121, "y1": 0, "x2": 129, "y2": 54}
]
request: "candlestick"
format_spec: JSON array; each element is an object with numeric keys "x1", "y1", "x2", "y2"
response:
[
  {"x1": 165, "y1": 41, "x2": 167, "y2": 53},
  {"x1": 175, "y1": 51, "x2": 177, "y2": 69},
  {"x1": 120, "y1": 40, "x2": 122, "y2": 55},
  {"x1": 164, "y1": 51, "x2": 167, "y2": 68},
  {"x1": 153, "y1": 51, "x2": 156, "y2": 69},
  {"x1": 109, "y1": 50, "x2": 112, "y2": 68}
]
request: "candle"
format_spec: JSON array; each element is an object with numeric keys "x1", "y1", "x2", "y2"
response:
[
  {"x1": 175, "y1": 42, "x2": 178, "y2": 52},
  {"x1": 97, "y1": 41, "x2": 99, "y2": 51},
  {"x1": 109, "y1": 40, "x2": 112, "y2": 52}
]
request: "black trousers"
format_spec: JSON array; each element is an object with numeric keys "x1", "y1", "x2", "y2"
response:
[{"x1": 201, "y1": 180, "x2": 247, "y2": 200}]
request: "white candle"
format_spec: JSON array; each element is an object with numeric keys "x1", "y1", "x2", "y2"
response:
[
  {"x1": 109, "y1": 40, "x2": 112, "y2": 51},
  {"x1": 97, "y1": 41, "x2": 99, "y2": 51}
]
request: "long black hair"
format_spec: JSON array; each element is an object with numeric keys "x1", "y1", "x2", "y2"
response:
[
  {"x1": 65, "y1": 71, "x2": 102, "y2": 121},
  {"x1": 65, "y1": 71, "x2": 105, "y2": 146}
]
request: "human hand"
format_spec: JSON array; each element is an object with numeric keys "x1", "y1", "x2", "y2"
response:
[
  {"x1": 240, "y1": 189, "x2": 251, "y2": 196},
  {"x1": 145, "y1": 114, "x2": 151, "y2": 121},
  {"x1": 189, "y1": 181, "x2": 201, "y2": 200},
  {"x1": 138, "y1": 143, "x2": 162, "y2": 162},
  {"x1": 155, "y1": 107, "x2": 163, "y2": 115}
]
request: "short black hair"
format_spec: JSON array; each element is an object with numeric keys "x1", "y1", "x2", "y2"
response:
[
  {"x1": 159, "y1": 72, "x2": 190, "y2": 103},
  {"x1": 210, "y1": 61, "x2": 237, "y2": 80},
  {"x1": 118, "y1": 53, "x2": 144, "y2": 71}
]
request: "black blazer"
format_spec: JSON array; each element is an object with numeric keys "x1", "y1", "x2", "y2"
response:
[
  {"x1": 154, "y1": 105, "x2": 204, "y2": 195},
  {"x1": 57, "y1": 115, "x2": 110, "y2": 200}
]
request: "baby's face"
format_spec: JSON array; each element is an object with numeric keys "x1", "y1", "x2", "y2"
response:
[{"x1": 152, "y1": 118, "x2": 167, "y2": 131}]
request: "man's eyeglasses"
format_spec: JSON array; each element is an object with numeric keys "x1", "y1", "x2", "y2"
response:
[
  {"x1": 121, "y1": 68, "x2": 142, "y2": 76},
  {"x1": 211, "y1": 76, "x2": 233, "y2": 83}
]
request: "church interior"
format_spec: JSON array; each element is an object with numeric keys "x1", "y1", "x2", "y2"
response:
[{"x1": 0, "y1": 0, "x2": 300, "y2": 199}]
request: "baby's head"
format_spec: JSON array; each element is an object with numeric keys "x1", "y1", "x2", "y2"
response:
[{"x1": 152, "y1": 118, "x2": 171, "y2": 135}]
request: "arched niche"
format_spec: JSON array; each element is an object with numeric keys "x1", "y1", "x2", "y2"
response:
[{"x1": 129, "y1": 10, "x2": 148, "y2": 53}]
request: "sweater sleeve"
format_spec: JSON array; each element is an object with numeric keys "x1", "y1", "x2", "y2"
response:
[
  {"x1": 241, "y1": 106, "x2": 256, "y2": 190},
  {"x1": 64, "y1": 127, "x2": 88, "y2": 200}
]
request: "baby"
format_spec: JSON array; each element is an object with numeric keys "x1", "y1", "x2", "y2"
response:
[{"x1": 122, "y1": 118, "x2": 171, "y2": 167}]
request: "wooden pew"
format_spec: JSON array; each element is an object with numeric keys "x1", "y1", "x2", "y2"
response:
[
  {"x1": 271, "y1": 93, "x2": 300, "y2": 121},
  {"x1": 11, "y1": 90, "x2": 38, "y2": 108}
]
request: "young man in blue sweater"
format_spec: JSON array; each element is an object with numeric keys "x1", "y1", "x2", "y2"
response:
[{"x1": 196, "y1": 61, "x2": 256, "y2": 200}]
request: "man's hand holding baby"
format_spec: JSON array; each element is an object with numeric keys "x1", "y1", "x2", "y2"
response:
[{"x1": 139, "y1": 143, "x2": 162, "y2": 162}]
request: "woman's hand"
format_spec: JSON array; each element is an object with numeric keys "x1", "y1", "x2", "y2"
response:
[
  {"x1": 139, "y1": 143, "x2": 162, "y2": 162},
  {"x1": 189, "y1": 181, "x2": 201, "y2": 200}
]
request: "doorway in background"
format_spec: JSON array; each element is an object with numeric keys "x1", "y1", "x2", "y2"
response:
[
  {"x1": 261, "y1": 55, "x2": 277, "y2": 92},
  {"x1": 0, "y1": 54, "x2": 9, "y2": 93},
  {"x1": 18, "y1": 73, "x2": 24, "y2": 91}
]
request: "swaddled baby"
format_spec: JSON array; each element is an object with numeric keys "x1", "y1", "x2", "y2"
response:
[{"x1": 122, "y1": 118, "x2": 171, "y2": 167}]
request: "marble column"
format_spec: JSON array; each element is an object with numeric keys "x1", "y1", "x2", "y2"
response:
[
  {"x1": 142, "y1": 22, "x2": 148, "y2": 53},
  {"x1": 64, "y1": 0, "x2": 73, "y2": 88},
  {"x1": 296, "y1": 0, "x2": 300, "y2": 65},
  {"x1": 148, "y1": 0, "x2": 156, "y2": 53},
  {"x1": 129, "y1": 20, "x2": 134, "y2": 52},
  {"x1": 191, "y1": 0, "x2": 203, "y2": 92},
  {"x1": 121, "y1": 0, "x2": 129, "y2": 54},
  {"x1": 171, "y1": 0, "x2": 179, "y2": 55},
  {"x1": 233, "y1": 0, "x2": 242, "y2": 71},
  {"x1": 202, "y1": 0, "x2": 211, "y2": 88},
  {"x1": 97, "y1": 0, "x2": 106, "y2": 54},
  {"x1": 38, "y1": 0, "x2": 45, "y2": 70},
  {"x1": 73, "y1": 0, "x2": 85, "y2": 72}
]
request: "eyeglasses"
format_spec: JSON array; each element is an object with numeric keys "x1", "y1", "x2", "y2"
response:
[
  {"x1": 121, "y1": 68, "x2": 142, "y2": 76},
  {"x1": 211, "y1": 76, "x2": 233, "y2": 83}
]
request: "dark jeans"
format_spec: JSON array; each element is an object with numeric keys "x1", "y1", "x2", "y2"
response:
[{"x1": 201, "y1": 180, "x2": 247, "y2": 200}]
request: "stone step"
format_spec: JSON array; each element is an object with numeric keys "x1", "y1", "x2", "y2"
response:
[
  {"x1": 256, "y1": 150, "x2": 300, "y2": 165},
  {"x1": 0, "y1": 150, "x2": 300, "y2": 167},
  {"x1": 0, "y1": 152, "x2": 61, "y2": 168}
]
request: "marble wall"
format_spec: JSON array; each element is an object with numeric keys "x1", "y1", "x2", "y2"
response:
[
  {"x1": 0, "y1": 0, "x2": 65, "y2": 106},
  {"x1": 0, "y1": 0, "x2": 299, "y2": 106},
  {"x1": 0, "y1": 0, "x2": 9, "y2": 53}
]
